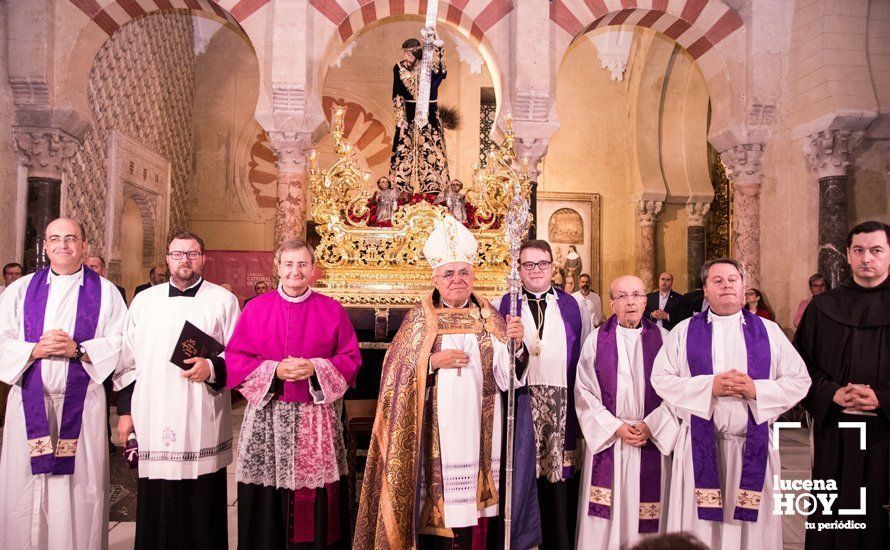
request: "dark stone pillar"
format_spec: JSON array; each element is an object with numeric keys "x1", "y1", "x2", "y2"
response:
[
  {"x1": 817, "y1": 175, "x2": 850, "y2": 288},
  {"x1": 687, "y1": 225, "x2": 705, "y2": 289},
  {"x1": 528, "y1": 180, "x2": 538, "y2": 239},
  {"x1": 23, "y1": 177, "x2": 61, "y2": 273}
]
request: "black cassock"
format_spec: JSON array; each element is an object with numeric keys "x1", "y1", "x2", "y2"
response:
[{"x1": 793, "y1": 277, "x2": 890, "y2": 549}]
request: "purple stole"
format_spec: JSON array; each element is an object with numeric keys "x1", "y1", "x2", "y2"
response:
[
  {"x1": 588, "y1": 315, "x2": 664, "y2": 533},
  {"x1": 21, "y1": 267, "x2": 102, "y2": 475},
  {"x1": 686, "y1": 308, "x2": 770, "y2": 522},
  {"x1": 498, "y1": 287, "x2": 582, "y2": 478}
]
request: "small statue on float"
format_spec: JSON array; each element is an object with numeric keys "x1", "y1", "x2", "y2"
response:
[
  {"x1": 374, "y1": 176, "x2": 400, "y2": 223},
  {"x1": 434, "y1": 179, "x2": 468, "y2": 224}
]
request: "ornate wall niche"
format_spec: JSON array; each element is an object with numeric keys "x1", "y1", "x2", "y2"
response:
[{"x1": 105, "y1": 130, "x2": 171, "y2": 281}]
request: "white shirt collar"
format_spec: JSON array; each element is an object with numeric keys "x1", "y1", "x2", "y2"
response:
[
  {"x1": 707, "y1": 308, "x2": 744, "y2": 324},
  {"x1": 170, "y1": 277, "x2": 203, "y2": 291},
  {"x1": 616, "y1": 324, "x2": 642, "y2": 335},
  {"x1": 278, "y1": 285, "x2": 313, "y2": 304},
  {"x1": 443, "y1": 297, "x2": 470, "y2": 308},
  {"x1": 48, "y1": 267, "x2": 85, "y2": 286},
  {"x1": 526, "y1": 285, "x2": 556, "y2": 300}
]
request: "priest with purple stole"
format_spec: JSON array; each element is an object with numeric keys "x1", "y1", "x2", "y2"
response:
[
  {"x1": 0, "y1": 218, "x2": 127, "y2": 550},
  {"x1": 115, "y1": 230, "x2": 240, "y2": 550},
  {"x1": 651, "y1": 258, "x2": 811, "y2": 549},
  {"x1": 355, "y1": 215, "x2": 537, "y2": 550},
  {"x1": 226, "y1": 239, "x2": 361, "y2": 549},
  {"x1": 491, "y1": 239, "x2": 590, "y2": 550},
  {"x1": 575, "y1": 275, "x2": 677, "y2": 549}
]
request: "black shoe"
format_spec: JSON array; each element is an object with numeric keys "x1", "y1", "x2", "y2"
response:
[{"x1": 108, "y1": 442, "x2": 118, "y2": 454}]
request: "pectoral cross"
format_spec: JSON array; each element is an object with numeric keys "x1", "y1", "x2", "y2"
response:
[{"x1": 414, "y1": 2, "x2": 439, "y2": 128}]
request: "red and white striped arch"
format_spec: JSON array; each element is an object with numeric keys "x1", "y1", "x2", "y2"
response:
[
  {"x1": 66, "y1": 0, "x2": 270, "y2": 36},
  {"x1": 310, "y1": 0, "x2": 513, "y2": 45},
  {"x1": 550, "y1": 0, "x2": 742, "y2": 60}
]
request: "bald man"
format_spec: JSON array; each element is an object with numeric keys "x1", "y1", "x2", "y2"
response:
[
  {"x1": 644, "y1": 272, "x2": 690, "y2": 331},
  {"x1": 0, "y1": 218, "x2": 127, "y2": 549},
  {"x1": 85, "y1": 255, "x2": 127, "y2": 304},
  {"x1": 575, "y1": 275, "x2": 677, "y2": 548}
]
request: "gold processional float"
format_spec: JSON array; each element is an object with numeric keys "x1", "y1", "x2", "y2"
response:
[{"x1": 308, "y1": 105, "x2": 531, "y2": 309}]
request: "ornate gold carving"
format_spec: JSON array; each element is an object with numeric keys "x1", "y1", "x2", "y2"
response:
[
  {"x1": 706, "y1": 145, "x2": 732, "y2": 260},
  {"x1": 309, "y1": 108, "x2": 530, "y2": 305}
]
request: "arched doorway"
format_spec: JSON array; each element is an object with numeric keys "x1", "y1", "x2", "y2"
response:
[
  {"x1": 120, "y1": 198, "x2": 145, "y2": 297},
  {"x1": 548, "y1": 24, "x2": 717, "y2": 300}
]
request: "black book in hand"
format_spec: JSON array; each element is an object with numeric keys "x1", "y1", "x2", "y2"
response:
[{"x1": 170, "y1": 321, "x2": 225, "y2": 370}]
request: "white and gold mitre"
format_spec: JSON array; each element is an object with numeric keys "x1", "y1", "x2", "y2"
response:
[{"x1": 423, "y1": 214, "x2": 478, "y2": 269}]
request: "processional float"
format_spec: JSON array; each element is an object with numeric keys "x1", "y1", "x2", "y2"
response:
[
  {"x1": 309, "y1": 4, "x2": 531, "y2": 545},
  {"x1": 308, "y1": 109, "x2": 531, "y2": 550}
]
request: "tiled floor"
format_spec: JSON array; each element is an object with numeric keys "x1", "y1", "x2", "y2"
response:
[{"x1": 3, "y1": 402, "x2": 811, "y2": 549}]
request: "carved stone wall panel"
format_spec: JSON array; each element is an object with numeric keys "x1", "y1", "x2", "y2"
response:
[
  {"x1": 64, "y1": 13, "x2": 195, "y2": 257},
  {"x1": 106, "y1": 129, "x2": 172, "y2": 280}
]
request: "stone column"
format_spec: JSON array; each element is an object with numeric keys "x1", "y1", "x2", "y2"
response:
[
  {"x1": 802, "y1": 129, "x2": 864, "y2": 288},
  {"x1": 686, "y1": 201, "x2": 711, "y2": 289},
  {"x1": 516, "y1": 135, "x2": 549, "y2": 239},
  {"x1": 269, "y1": 132, "x2": 312, "y2": 246},
  {"x1": 636, "y1": 199, "x2": 663, "y2": 290},
  {"x1": 720, "y1": 143, "x2": 765, "y2": 288},
  {"x1": 13, "y1": 129, "x2": 78, "y2": 272}
]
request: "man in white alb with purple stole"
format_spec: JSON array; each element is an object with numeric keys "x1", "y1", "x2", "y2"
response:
[
  {"x1": 651, "y1": 258, "x2": 811, "y2": 549},
  {"x1": 575, "y1": 275, "x2": 677, "y2": 549},
  {"x1": 0, "y1": 218, "x2": 126, "y2": 550}
]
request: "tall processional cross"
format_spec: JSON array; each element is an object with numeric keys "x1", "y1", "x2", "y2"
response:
[{"x1": 414, "y1": 1, "x2": 439, "y2": 129}]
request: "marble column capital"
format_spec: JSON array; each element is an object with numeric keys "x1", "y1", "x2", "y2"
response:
[
  {"x1": 686, "y1": 201, "x2": 711, "y2": 227},
  {"x1": 514, "y1": 135, "x2": 550, "y2": 181},
  {"x1": 719, "y1": 143, "x2": 764, "y2": 186},
  {"x1": 267, "y1": 131, "x2": 313, "y2": 175},
  {"x1": 802, "y1": 129, "x2": 864, "y2": 179},
  {"x1": 635, "y1": 199, "x2": 663, "y2": 226},
  {"x1": 13, "y1": 128, "x2": 79, "y2": 179}
]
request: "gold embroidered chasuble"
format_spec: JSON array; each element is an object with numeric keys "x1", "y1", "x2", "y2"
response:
[{"x1": 354, "y1": 292, "x2": 506, "y2": 549}]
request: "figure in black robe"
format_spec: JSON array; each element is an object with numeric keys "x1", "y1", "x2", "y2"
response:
[
  {"x1": 389, "y1": 38, "x2": 449, "y2": 195},
  {"x1": 793, "y1": 276, "x2": 890, "y2": 549}
]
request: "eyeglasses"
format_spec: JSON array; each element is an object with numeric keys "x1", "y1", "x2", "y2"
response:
[
  {"x1": 167, "y1": 251, "x2": 203, "y2": 260},
  {"x1": 438, "y1": 269, "x2": 472, "y2": 281},
  {"x1": 613, "y1": 292, "x2": 646, "y2": 302},
  {"x1": 520, "y1": 260, "x2": 552, "y2": 272}
]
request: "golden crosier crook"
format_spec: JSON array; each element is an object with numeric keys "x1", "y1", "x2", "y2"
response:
[{"x1": 308, "y1": 105, "x2": 531, "y2": 306}]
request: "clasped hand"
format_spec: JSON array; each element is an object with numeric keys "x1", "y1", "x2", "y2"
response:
[
  {"x1": 31, "y1": 329, "x2": 76, "y2": 360},
  {"x1": 833, "y1": 383, "x2": 879, "y2": 411},
  {"x1": 712, "y1": 369, "x2": 757, "y2": 399},
  {"x1": 276, "y1": 357, "x2": 315, "y2": 382},
  {"x1": 615, "y1": 422, "x2": 651, "y2": 447},
  {"x1": 181, "y1": 357, "x2": 212, "y2": 383},
  {"x1": 429, "y1": 315, "x2": 524, "y2": 371}
]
